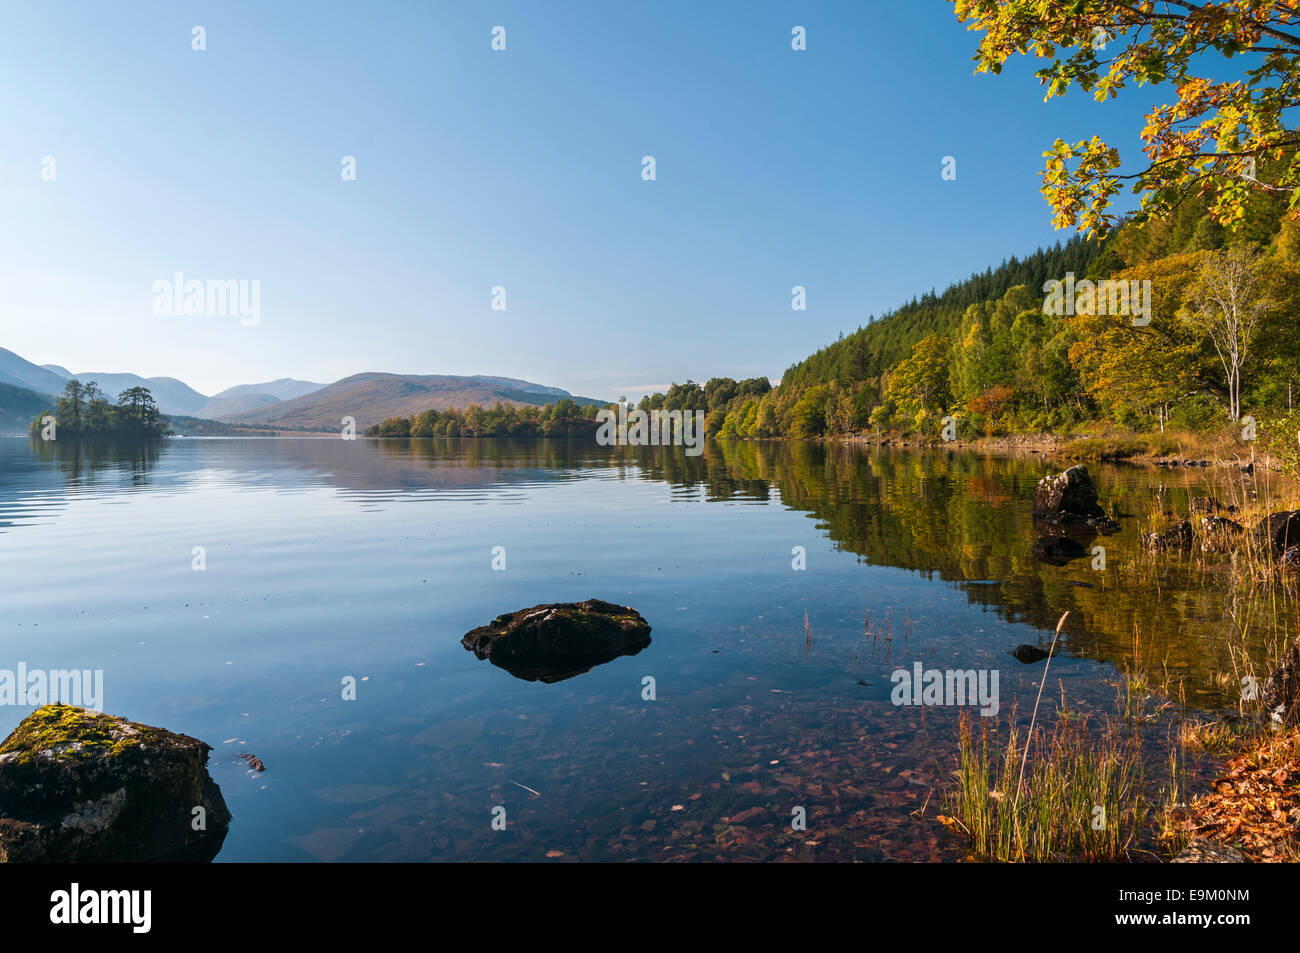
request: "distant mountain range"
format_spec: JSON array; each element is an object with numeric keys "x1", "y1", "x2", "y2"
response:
[
  {"x1": 219, "y1": 372, "x2": 604, "y2": 431},
  {"x1": 0, "y1": 347, "x2": 605, "y2": 434}
]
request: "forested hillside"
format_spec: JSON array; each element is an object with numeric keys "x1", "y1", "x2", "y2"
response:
[
  {"x1": 638, "y1": 182, "x2": 1300, "y2": 446},
  {"x1": 0, "y1": 382, "x2": 54, "y2": 435},
  {"x1": 782, "y1": 233, "x2": 1107, "y2": 390}
]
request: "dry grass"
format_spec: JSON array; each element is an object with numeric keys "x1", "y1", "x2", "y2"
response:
[
  {"x1": 1180, "y1": 718, "x2": 1238, "y2": 754},
  {"x1": 944, "y1": 710, "x2": 1148, "y2": 862},
  {"x1": 1059, "y1": 427, "x2": 1240, "y2": 463}
]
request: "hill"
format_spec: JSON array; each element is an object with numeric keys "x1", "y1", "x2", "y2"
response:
[
  {"x1": 49, "y1": 371, "x2": 210, "y2": 416},
  {"x1": 195, "y1": 392, "x2": 283, "y2": 419},
  {"x1": 781, "y1": 233, "x2": 1108, "y2": 389},
  {"x1": 0, "y1": 382, "x2": 54, "y2": 435},
  {"x1": 209, "y1": 379, "x2": 326, "y2": 402},
  {"x1": 635, "y1": 183, "x2": 1299, "y2": 443},
  {"x1": 0, "y1": 348, "x2": 66, "y2": 397},
  {"x1": 0, "y1": 348, "x2": 600, "y2": 432},
  {"x1": 219, "y1": 373, "x2": 607, "y2": 431}
]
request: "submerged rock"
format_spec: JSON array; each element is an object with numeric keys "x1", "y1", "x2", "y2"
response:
[
  {"x1": 462, "y1": 599, "x2": 652, "y2": 683},
  {"x1": 1010, "y1": 644, "x2": 1051, "y2": 663},
  {"x1": 0, "y1": 705, "x2": 231, "y2": 862},
  {"x1": 1032, "y1": 466, "x2": 1119, "y2": 533},
  {"x1": 1031, "y1": 536, "x2": 1090, "y2": 566},
  {"x1": 1261, "y1": 639, "x2": 1300, "y2": 727}
]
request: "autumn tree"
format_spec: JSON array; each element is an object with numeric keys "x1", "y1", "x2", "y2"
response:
[
  {"x1": 1068, "y1": 253, "x2": 1208, "y2": 429},
  {"x1": 874, "y1": 332, "x2": 953, "y2": 432},
  {"x1": 953, "y1": 0, "x2": 1300, "y2": 235},
  {"x1": 1179, "y1": 243, "x2": 1275, "y2": 420}
]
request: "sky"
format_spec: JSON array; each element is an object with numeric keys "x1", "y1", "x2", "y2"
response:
[{"x1": 0, "y1": 0, "x2": 1156, "y2": 402}]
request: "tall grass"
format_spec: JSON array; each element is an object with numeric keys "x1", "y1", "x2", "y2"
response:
[{"x1": 951, "y1": 711, "x2": 1147, "y2": 861}]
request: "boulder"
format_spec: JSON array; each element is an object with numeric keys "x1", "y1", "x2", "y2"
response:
[
  {"x1": 462, "y1": 599, "x2": 652, "y2": 683},
  {"x1": 0, "y1": 705, "x2": 230, "y2": 862},
  {"x1": 1145, "y1": 519, "x2": 1195, "y2": 552},
  {"x1": 1198, "y1": 516, "x2": 1245, "y2": 552},
  {"x1": 1200, "y1": 515, "x2": 1244, "y2": 535},
  {"x1": 1032, "y1": 466, "x2": 1119, "y2": 533},
  {"x1": 1254, "y1": 511, "x2": 1300, "y2": 558},
  {"x1": 1260, "y1": 639, "x2": 1300, "y2": 727}
]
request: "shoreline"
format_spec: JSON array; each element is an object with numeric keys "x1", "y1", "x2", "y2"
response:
[{"x1": 836, "y1": 431, "x2": 1281, "y2": 470}]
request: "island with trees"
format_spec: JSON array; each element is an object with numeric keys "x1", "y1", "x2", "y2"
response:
[{"x1": 29, "y1": 379, "x2": 170, "y2": 439}]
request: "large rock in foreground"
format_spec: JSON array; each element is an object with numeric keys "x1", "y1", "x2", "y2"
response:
[
  {"x1": 1032, "y1": 466, "x2": 1119, "y2": 533},
  {"x1": 462, "y1": 599, "x2": 652, "y2": 683},
  {"x1": 0, "y1": 705, "x2": 231, "y2": 862},
  {"x1": 1261, "y1": 639, "x2": 1300, "y2": 727}
]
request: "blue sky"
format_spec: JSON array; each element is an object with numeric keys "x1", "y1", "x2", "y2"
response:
[{"x1": 0, "y1": 1, "x2": 1154, "y2": 401}]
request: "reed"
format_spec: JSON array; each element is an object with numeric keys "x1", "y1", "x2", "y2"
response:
[{"x1": 949, "y1": 709, "x2": 1147, "y2": 862}]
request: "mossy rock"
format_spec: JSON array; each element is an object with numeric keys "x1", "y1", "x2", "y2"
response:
[
  {"x1": 462, "y1": 599, "x2": 651, "y2": 683},
  {"x1": 0, "y1": 705, "x2": 231, "y2": 862}
]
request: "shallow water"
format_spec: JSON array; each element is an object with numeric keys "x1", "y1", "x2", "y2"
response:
[{"x1": 0, "y1": 437, "x2": 1283, "y2": 861}]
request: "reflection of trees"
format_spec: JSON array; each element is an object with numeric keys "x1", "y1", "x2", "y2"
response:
[
  {"x1": 28, "y1": 436, "x2": 163, "y2": 487},
  {"x1": 727, "y1": 442, "x2": 1271, "y2": 696},
  {"x1": 374, "y1": 436, "x2": 1265, "y2": 696},
  {"x1": 18, "y1": 434, "x2": 1279, "y2": 696}
]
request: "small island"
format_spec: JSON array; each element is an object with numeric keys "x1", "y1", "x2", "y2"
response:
[{"x1": 29, "y1": 379, "x2": 170, "y2": 439}]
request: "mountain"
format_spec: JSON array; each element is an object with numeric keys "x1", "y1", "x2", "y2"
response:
[
  {"x1": 0, "y1": 349, "x2": 65, "y2": 398},
  {"x1": 196, "y1": 378, "x2": 327, "y2": 420},
  {"x1": 0, "y1": 347, "x2": 603, "y2": 431},
  {"x1": 61, "y1": 373, "x2": 210, "y2": 416},
  {"x1": 210, "y1": 379, "x2": 325, "y2": 402},
  {"x1": 467, "y1": 376, "x2": 571, "y2": 399},
  {"x1": 1, "y1": 350, "x2": 218, "y2": 415},
  {"x1": 219, "y1": 373, "x2": 606, "y2": 431},
  {"x1": 195, "y1": 392, "x2": 283, "y2": 419},
  {"x1": 0, "y1": 382, "x2": 53, "y2": 434}
]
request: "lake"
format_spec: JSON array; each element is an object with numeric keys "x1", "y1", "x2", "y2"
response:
[{"x1": 0, "y1": 436, "x2": 1280, "y2": 861}]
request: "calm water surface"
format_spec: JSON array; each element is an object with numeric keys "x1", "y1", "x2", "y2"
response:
[{"x1": 0, "y1": 437, "x2": 1279, "y2": 861}]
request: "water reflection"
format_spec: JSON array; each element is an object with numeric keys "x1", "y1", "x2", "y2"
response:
[
  {"x1": 1, "y1": 435, "x2": 1292, "y2": 862},
  {"x1": 5, "y1": 435, "x2": 1288, "y2": 705}
]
